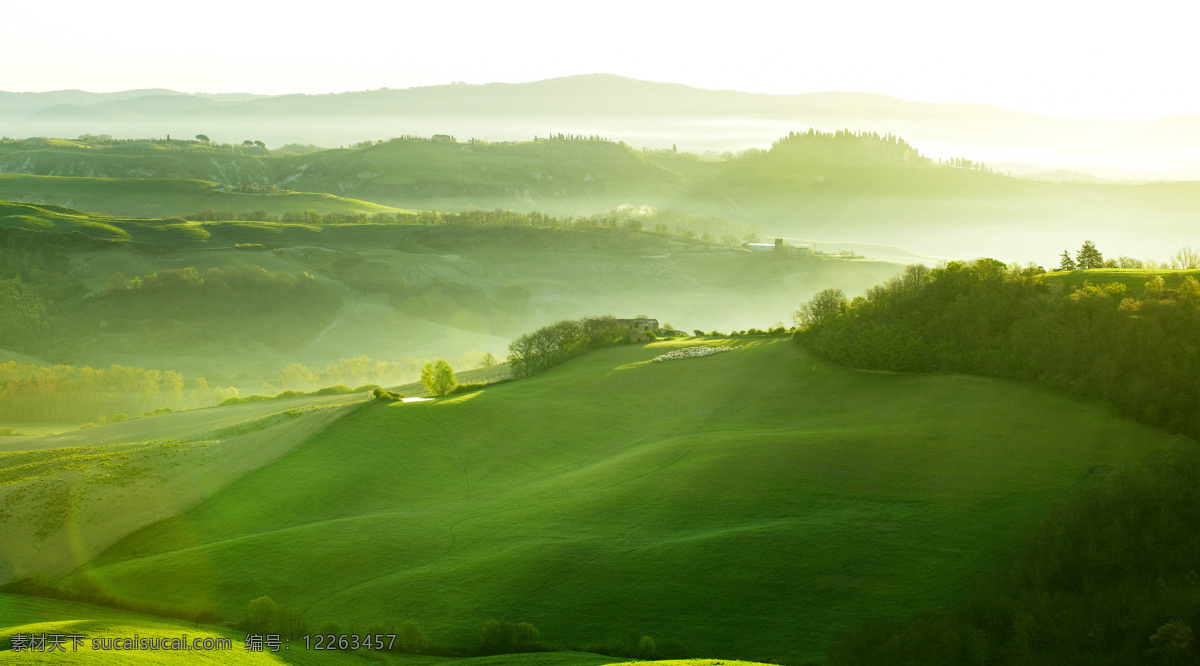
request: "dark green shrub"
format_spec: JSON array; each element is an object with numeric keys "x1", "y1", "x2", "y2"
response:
[
  {"x1": 398, "y1": 619, "x2": 426, "y2": 653},
  {"x1": 481, "y1": 619, "x2": 516, "y2": 652}
]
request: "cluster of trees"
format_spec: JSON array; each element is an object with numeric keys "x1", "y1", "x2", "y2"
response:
[
  {"x1": 180, "y1": 205, "x2": 754, "y2": 242},
  {"x1": 0, "y1": 361, "x2": 184, "y2": 422},
  {"x1": 795, "y1": 259, "x2": 1200, "y2": 437},
  {"x1": 277, "y1": 353, "x2": 489, "y2": 393},
  {"x1": 480, "y1": 619, "x2": 543, "y2": 654},
  {"x1": 828, "y1": 447, "x2": 1200, "y2": 665},
  {"x1": 1057, "y1": 242, "x2": 1200, "y2": 271},
  {"x1": 939, "y1": 156, "x2": 994, "y2": 172},
  {"x1": 1059, "y1": 240, "x2": 1106, "y2": 270},
  {"x1": 243, "y1": 596, "x2": 307, "y2": 637},
  {"x1": 768, "y1": 128, "x2": 927, "y2": 163},
  {"x1": 407, "y1": 207, "x2": 753, "y2": 242},
  {"x1": 507, "y1": 316, "x2": 630, "y2": 377}
]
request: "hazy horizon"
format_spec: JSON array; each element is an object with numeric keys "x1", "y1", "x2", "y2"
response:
[{"x1": 6, "y1": 0, "x2": 1198, "y2": 120}]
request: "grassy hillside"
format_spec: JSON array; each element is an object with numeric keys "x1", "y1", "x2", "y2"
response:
[
  {"x1": 57, "y1": 337, "x2": 1181, "y2": 663},
  {"x1": 0, "y1": 393, "x2": 367, "y2": 585},
  {"x1": 0, "y1": 174, "x2": 405, "y2": 218}
]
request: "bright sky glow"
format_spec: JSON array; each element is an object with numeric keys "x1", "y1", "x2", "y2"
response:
[{"x1": 5, "y1": 0, "x2": 1198, "y2": 120}]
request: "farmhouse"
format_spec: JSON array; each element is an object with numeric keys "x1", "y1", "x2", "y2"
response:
[
  {"x1": 617, "y1": 317, "x2": 660, "y2": 343},
  {"x1": 749, "y1": 238, "x2": 814, "y2": 257}
]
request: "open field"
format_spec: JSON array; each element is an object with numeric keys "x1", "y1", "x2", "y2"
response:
[{"x1": 26, "y1": 337, "x2": 1178, "y2": 663}]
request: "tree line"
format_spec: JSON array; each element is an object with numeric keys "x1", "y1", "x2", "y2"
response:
[
  {"x1": 0, "y1": 361, "x2": 183, "y2": 423},
  {"x1": 767, "y1": 128, "x2": 928, "y2": 163},
  {"x1": 1058, "y1": 240, "x2": 1200, "y2": 270},
  {"x1": 507, "y1": 316, "x2": 631, "y2": 378},
  {"x1": 794, "y1": 259, "x2": 1200, "y2": 438},
  {"x1": 180, "y1": 205, "x2": 755, "y2": 242}
]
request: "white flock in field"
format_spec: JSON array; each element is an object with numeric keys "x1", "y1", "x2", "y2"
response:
[{"x1": 652, "y1": 346, "x2": 733, "y2": 362}]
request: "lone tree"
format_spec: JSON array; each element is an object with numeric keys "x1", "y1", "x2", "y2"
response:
[
  {"x1": 421, "y1": 360, "x2": 457, "y2": 397},
  {"x1": 1076, "y1": 240, "x2": 1104, "y2": 270},
  {"x1": 195, "y1": 134, "x2": 210, "y2": 143},
  {"x1": 1058, "y1": 250, "x2": 1077, "y2": 271},
  {"x1": 793, "y1": 288, "x2": 849, "y2": 328}
]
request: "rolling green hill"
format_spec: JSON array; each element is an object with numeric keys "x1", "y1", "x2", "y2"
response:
[
  {"x1": 0, "y1": 174, "x2": 406, "y2": 219},
  {"x1": 2, "y1": 133, "x2": 1197, "y2": 263},
  {"x1": 51, "y1": 337, "x2": 1181, "y2": 663}
]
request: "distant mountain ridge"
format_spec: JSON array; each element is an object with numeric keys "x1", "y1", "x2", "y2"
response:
[
  {"x1": 2, "y1": 74, "x2": 1198, "y2": 181},
  {"x1": 0, "y1": 75, "x2": 1073, "y2": 121}
]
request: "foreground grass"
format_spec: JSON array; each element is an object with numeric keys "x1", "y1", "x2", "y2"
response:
[
  {"x1": 58, "y1": 337, "x2": 1181, "y2": 663},
  {"x1": 0, "y1": 594, "x2": 627, "y2": 665},
  {"x1": 0, "y1": 394, "x2": 366, "y2": 584}
]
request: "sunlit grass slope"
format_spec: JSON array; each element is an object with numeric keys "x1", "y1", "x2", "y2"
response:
[
  {"x1": 0, "y1": 174, "x2": 406, "y2": 219},
  {"x1": 1043, "y1": 267, "x2": 1200, "y2": 291},
  {"x1": 72, "y1": 338, "x2": 1180, "y2": 662},
  {"x1": 0, "y1": 394, "x2": 367, "y2": 585}
]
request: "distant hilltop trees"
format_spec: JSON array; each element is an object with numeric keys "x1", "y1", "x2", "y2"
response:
[{"x1": 768, "y1": 128, "x2": 929, "y2": 164}]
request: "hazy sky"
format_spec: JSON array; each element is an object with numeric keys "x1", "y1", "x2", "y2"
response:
[{"x1": 5, "y1": 0, "x2": 1198, "y2": 119}]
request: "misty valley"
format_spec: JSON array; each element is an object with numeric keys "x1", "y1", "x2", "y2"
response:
[{"x1": 2, "y1": 79, "x2": 1200, "y2": 666}]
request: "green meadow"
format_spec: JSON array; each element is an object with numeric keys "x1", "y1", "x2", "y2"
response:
[
  {"x1": 1043, "y1": 267, "x2": 1200, "y2": 291},
  {"x1": 51, "y1": 337, "x2": 1179, "y2": 663}
]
